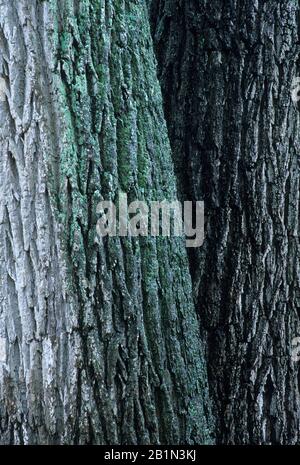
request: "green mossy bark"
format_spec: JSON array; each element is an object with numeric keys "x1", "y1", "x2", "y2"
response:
[{"x1": 0, "y1": 0, "x2": 213, "y2": 444}]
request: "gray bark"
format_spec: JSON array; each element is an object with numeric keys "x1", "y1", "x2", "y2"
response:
[
  {"x1": 0, "y1": 0, "x2": 213, "y2": 445},
  {"x1": 150, "y1": 0, "x2": 300, "y2": 444}
]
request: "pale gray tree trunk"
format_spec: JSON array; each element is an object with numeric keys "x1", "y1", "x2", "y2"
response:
[
  {"x1": 0, "y1": 0, "x2": 213, "y2": 445},
  {"x1": 150, "y1": 0, "x2": 300, "y2": 445}
]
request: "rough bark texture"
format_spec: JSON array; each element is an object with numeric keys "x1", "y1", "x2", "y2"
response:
[
  {"x1": 150, "y1": 0, "x2": 300, "y2": 444},
  {"x1": 0, "y1": 0, "x2": 213, "y2": 445}
]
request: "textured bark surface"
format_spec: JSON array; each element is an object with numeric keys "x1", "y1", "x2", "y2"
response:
[
  {"x1": 150, "y1": 0, "x2": 300, "y2": 444},
  {"x1": 0, "y1": 0, "x2": 213, "y2": 445}
]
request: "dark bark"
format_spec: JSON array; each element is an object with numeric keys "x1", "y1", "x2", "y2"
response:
[
  {"x1": 150, "y1": 0, "x2": 300, "y2": 444},
  {"x1": 0, "y1": 0, "x2": 213, "y2": 445}
]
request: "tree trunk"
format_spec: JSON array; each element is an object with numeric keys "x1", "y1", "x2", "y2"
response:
[
  {"x1": 0, "y1": 0, "x2": 213, "y2": 445},
  {"x1": 150, "y1": 0, "x2": 300, "y2": 444}
]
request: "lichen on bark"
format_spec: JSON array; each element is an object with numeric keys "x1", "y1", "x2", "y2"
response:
[{"x1": 0, "y1": 0, "x2": 213, "y2": 445}]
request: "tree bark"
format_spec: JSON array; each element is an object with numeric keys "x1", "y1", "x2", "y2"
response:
[
  {"x1": 0, "y1": 0, "x2": 213, "y2": 445},
  {"x1": 150, "y1": 0, "x2": 300, "y2": 444}
]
